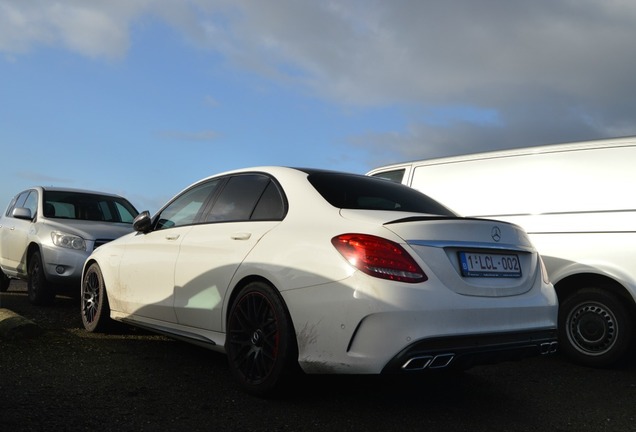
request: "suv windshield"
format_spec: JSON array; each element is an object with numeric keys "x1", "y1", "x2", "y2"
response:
[
  {"x1": 305, "y1": 171, "x2": 456, "y2": 216},
  {"x1": 43, "y1": 191, "x2": 138, "y2": 223}
]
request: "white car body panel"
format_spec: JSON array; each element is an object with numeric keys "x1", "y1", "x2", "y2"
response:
[
  {"x1": 367, "y1": 138, "x2": 636, "y2": 299},
  {"x1": 174, "y1": 220, "x2": 279, "y2": 330},
  {"x1": 365, "y1": 137, "x2": 636, "y2": 299},
  {"x1": 283, "y1": 266, "x2": 557, "y2": 374},
  {"x1": 367, "y1": 137, "x2": 636, "y2": 366},
  {"x1": 84, "y1": 166, "x2": 558, "y2": 376},
  {"x1": 114, "y1": 227, "x2": 191, "y2": 322}
]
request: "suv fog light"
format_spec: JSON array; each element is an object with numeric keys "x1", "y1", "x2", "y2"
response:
[{"x1": 55, "y1": 266, "x2": 65, "y2": 274}]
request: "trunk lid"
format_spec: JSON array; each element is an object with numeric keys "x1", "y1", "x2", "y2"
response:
[{"x1": 340, "y1": 210, "x2": 541, "y2": 297}]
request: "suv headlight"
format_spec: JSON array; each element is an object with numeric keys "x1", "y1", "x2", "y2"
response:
[{"x1": 51, "y1": 231, "x2": 86, "y2": 251}]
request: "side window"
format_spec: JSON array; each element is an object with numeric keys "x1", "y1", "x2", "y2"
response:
[
  {"x1": 372, "y1": 169, "x2": 405, "y2": 183},
  {"x1": 113, "y1": 202, "x2": 136, "y2": 223},
  {"x1": 156, "y1": 180, "x2": 221, "y2": 230},
  {"x1": 7, "y1": 191, "x2": 35, "y2": 218},
  {"x1": 206, "y1": 174, "x2": 273, "y2": 222},
  {"x1": 251, "y1": 181, "x2": 286, "y2": 220},
  {"x1": 14, "y1": 191, "x2": 30, "y2": 209},
  {"x1": 4, "y1": 195, "x2": 19, "y2": 217},
  {"x1": 23, "y1": 191, "x2": 38, "y2": 217}
]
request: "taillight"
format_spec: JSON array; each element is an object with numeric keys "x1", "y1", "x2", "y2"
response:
[{"x1": 331, "y1": 234, "x2": 427, "y2": 283}]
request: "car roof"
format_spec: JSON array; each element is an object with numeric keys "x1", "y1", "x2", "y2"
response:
[
  {"x1": 198, "y1": 166, "x2": 367, "y2": 180},
  {"x1": 36, "y1": 186, "x2": 125, "y2": 198},
  {"x1": 177, "y1": 166, "x2": 373, "y2": 193}
]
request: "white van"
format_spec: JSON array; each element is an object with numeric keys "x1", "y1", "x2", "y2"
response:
[{"x1": 367, "y1": 136, "x2": 636, "y2": 368}]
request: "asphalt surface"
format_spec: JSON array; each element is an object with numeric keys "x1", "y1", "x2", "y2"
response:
[{"x1": 1, "y1": 280, "x2": 636, "y2": 432}]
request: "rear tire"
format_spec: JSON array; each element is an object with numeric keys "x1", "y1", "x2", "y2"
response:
[
  {"x1": 559, "y1": 287, "x2": 633, "y2": 367},
  {"x1": 81, "y1": 263, "x2": 112, "y2": 332},
  {"x1": 226, "y1": 281, "x2": 298, "y2": 396},
  {"x1": 27, "y1": 251, "x2": 55, "y2": 305}
]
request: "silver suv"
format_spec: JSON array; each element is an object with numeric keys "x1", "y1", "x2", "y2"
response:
[{"x1": 0, "y1": 187, "x2": 138, "y2": 304}]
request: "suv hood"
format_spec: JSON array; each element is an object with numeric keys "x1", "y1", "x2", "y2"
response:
[{"x1": 43, "y1": 219, "x2": 134, "y2": 241}]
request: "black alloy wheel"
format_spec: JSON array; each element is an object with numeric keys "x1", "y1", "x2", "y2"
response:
[
  {"x1": 226, "y1": 281, "x2": 298, "y2": 396},
  {"x1": 81, "y1": 263, "x2": 112, "y2": 332}
]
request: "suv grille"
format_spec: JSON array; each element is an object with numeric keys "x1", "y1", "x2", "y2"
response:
[{"x1": 94, "y1": 239, "x2": 112, "y2": 249}]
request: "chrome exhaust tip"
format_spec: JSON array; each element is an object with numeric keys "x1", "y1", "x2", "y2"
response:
[
  {"x1": 401, "y1": 354, "x2": 455, "y2": 371},
  {"x1": 540, "y1": 341, "x2": 558, "y2": 355},
  {"x1": 428, "y1": 353, "x2": 455, "y2": 369}
]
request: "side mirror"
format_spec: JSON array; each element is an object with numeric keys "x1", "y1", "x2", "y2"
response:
[
  {"x1": 133, "y1": 211, "x2": 152, "y2": 233},
  {"x1": 12, "y1": 207, "x2": 32, "y2": 220}
]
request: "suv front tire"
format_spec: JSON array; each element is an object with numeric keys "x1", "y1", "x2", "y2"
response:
[{"x1": 27, "y1": 251, "x2": 55, "y2": 305}]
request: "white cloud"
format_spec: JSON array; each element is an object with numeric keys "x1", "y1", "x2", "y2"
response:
[
  {"x1": 182, "y1": 0, "x2": 636, "y2": 156},
  {"x1": 0, "y1": 0, "x2": 151, "y2": 59},
  {"x1": 2, "y1": 0, "x2": 636, "y2": 159}
]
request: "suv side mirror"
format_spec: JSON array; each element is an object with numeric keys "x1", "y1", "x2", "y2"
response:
[
  {"x1": 133, "y1": 211, "x2": 152, "y2": 233},
  {"x1": 12, "y1": 207, "x2": 32, "y2": 220}
]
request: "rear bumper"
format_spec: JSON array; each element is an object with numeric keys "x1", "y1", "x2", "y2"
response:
[
  {"x1": 284, "y1": 269, "x2": 558, "y2": 374},
  {"x1": 381, "y1": 329, "x2": 558, "y2": 373}
]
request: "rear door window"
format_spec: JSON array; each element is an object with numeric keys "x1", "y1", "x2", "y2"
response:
[
  {"x1": 251, "y1": 181, "x2": 286, "y2": 220},
  {"x1": 205, "y1": 174, "x2": 286, "y2": 222}
]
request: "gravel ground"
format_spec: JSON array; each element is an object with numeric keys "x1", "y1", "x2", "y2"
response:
[{"x1": 2, "y1": 280, "x2": 636, "y2": 432}]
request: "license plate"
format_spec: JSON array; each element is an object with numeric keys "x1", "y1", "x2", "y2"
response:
[{"x1": 458, "y1": 252, "x2": 522, "y2": 278}]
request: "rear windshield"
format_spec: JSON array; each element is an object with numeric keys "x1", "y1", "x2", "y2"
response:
[
  {"x1": 43, "y1": 191, "x2": 139, "y2": 223},
  {"x1": 306, "y1": 171, "x2": 455, "y2": 216}
]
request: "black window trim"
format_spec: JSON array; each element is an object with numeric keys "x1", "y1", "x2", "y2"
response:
[
  {"x1": 151, "y1": 177, "x2": 227, "y2": 231},
  {"x1": 199, "y1": 172, "x2": 288, "y2": 224},
  {"x1": 150, "y1": 171, "x2": 288, "y2": 231}
]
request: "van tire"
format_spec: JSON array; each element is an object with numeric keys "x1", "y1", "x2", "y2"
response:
[{"x1": 559, "y1": 288, "x2": 633, "y2": 367}]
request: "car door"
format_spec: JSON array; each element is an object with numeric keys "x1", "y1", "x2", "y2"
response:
[
  {"x1": 0, "y1": 190, "x2": 38, "y2": 275},
  {"x1": 115, "y1": 180, "x2": 222, "y2": 322},
  {"x1": 0, "y1": 193, "x2": 20, "y2": 271},
  {"x1": 173, "y1": 173, "x2": 286, "y2": 331}
]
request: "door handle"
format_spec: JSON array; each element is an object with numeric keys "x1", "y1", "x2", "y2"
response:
[
  {"x1": 165, "y1": 234, "x2": 180, "y2": 240},
  {"x1": 231, "y1": 232, "x2": 252, "y2": 240}
]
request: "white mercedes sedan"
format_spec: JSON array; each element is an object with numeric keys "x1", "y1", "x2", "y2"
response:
[{"x1": 80, "y1": 167, "x2": 558, "y2": 395}]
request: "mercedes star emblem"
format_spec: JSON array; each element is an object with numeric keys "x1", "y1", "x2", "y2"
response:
[{"x1": 491, "y1": 226, "x2": 501, "y2": 242}]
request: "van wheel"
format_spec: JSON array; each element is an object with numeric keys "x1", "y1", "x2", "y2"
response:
[
  {"x1": 559, "y1": 288, "x2": 633, "y2": 367},
  {"x1": 27, "y1": 251, "x2": 55, "y2": 305}
]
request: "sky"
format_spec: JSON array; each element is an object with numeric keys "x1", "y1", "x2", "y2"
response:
[{"x1": 2, "y1": 0, "x2": 636, "y2": 214}]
